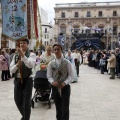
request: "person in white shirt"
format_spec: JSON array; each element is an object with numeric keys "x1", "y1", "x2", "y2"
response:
[
  {"x1": 72, "y1": 49, "x2": 82, "y2": 77},
  {"x1": 40, "y1": 46, "x2": 55, "y2": 64},
  {"x1": 10, "y1": 38, "x2": 36, "y2": 120},
  {"x1": 47, "y1": 44, "x2": 73, "y2": 120}
]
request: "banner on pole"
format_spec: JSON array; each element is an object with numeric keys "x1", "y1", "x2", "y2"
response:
[
  {"x1": 27, "y1": 0, "x2": 31, "y2": 39},
  {"x1": 33, "y1": 0, "x2": 38, "y2": 38},
  {"x1": 58, "y1": 35, "x2": 65, "y2": 46},
  {"x1": 1, "y1": 0, "x2": 28, "y2": 40}
]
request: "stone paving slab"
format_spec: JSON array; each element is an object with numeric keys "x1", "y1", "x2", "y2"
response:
[{"x1": 1, "y1": 65, "x2": 120, "y2": 120}]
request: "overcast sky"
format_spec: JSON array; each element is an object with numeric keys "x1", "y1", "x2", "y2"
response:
[{"x1": 38, "y1": 0, "x2": 115, "y2": 24}]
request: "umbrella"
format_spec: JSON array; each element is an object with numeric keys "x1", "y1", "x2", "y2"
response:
[
  {"x1": 92, "y1": 28, "x2": 101, "y2": 31},
  {"x1": 81, "y1": 26, "x2": 91, "y2": 30}
]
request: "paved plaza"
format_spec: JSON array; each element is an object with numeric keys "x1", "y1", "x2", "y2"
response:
[{"x1": 1, "y1": 65, "x2": 120, "y2": 120}]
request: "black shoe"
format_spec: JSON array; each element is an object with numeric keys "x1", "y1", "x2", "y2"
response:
[
  {"x1": 2, "y1": 79, "x2": 7, "y2": 81},
  {"x1": 110, "y1": 77, "x2": 115, "y2": 79},
  {"x1": 5, "y1": 78, "x2": 10, "y2": 80},
  {"x1": 72, "y1": 81, "x2": 77, "y2": 83}
]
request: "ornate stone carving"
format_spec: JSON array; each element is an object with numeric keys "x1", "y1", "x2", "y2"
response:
[{"x1": 73, "y1": 22, "x2": 80, "y2": 28}]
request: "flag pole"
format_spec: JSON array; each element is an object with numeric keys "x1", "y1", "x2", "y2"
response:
[{"x1": 111, "y1": 20, "x2": 113, "y2": 50}]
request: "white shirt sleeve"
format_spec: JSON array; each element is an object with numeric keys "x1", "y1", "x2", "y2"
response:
[
  {"x1": 10, "y1": 52, "x2": 36, "y2": 73},
  {"x1": 10, "y1": 55, "x2": 18, "y2": 73},
  {"x1": 47, "y1": 60, "x2": 73, "y2": 85},
  {"x1": 47, "y1": 61, "x2": 54, "y2": 84},
  {"x1": 79, "y1": 54, "x2": 82, "y2": 64},
  {"x1": 64, "y1": 61, "x2": 74, "y2": 84},
  {"x1": 21, "y1": 52, "x2": 36, "y2": 68}
]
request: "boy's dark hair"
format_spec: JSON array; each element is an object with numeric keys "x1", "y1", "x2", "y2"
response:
[
  {"x1": 22, "y1": 38, "x2": 29, "y2": 44},
  {"x1": 53, "y1": 44, "x2": 62, "y2": 50}
]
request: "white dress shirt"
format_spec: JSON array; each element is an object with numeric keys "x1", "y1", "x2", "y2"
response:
[
  {"x1": 72, "y1": 52, "x2": 82, "y2": 64},
  {"x1": 40, "y1": 52, "x2": 55, "y2": 64},
  {"x1": 10, "y1": 52, "x2": 36, "y2": 77},
  {"x1": 47, "y1": 57, "x2": 74, "y2": 85}
]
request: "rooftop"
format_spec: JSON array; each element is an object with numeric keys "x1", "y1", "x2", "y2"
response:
[{"x1": 55, "y1": 1, "x2": 120, "y2": 8}]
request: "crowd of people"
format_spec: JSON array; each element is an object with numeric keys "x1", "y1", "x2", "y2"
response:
[
  {"x1": 0, "y1": 48, "x2": 16, "y2": 81},
  {"x1": 0, "y1": 38, "x2": 82, "y2": 120},
  {"x1": 83, "y1": 48, "x2": 120, "y2": 79},
  {"x1": 1, "y1": 38, "x2": 120, "y2": 120}
]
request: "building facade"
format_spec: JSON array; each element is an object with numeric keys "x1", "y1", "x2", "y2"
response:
[
  {"x1": 40, "y1": 7, "x2": 55, "y2": 47},
  {"x1": 54, "y1": 1, "x2": 120, "y2": 50},
  {"x1": 42, "y1": 24, "x2": 55, "y2": 47}
]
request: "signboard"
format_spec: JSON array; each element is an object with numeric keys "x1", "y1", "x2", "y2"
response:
[
  {"x1": 1, "y1": 0, "x2": 28, "y2": 40},
  {"x1": 76, "y1": 38, "x2": 100, "y2": 49},
  {"x1": 58, "y1": 35, "x2": 65, "y2": 46}
]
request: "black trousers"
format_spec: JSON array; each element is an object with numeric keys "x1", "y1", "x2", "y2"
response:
[
  {"x1": 110, "y1": 68, "x2": 115, "y2": 78},
  {"x1": 52, "y1": 85, "x2": 70, "y2": 120},
  {"x1": 74, "y1": 60, "x2": 80, "y2": 76},
  {"x1": 1, "y1": 70, "x2": 8, "y2": 80},
  {"x1": 7, "y1": 67, "x2": 11, "y2": 78},
  {"x1": 14, "y1": 77, "x2": 33, "y2": 120}
]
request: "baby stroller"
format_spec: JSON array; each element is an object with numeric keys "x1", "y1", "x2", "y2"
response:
[{"x1": 31, "y1": 70, "x2": 52, "y2": 108}]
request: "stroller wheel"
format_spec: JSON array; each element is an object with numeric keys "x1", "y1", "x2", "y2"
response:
[
  {"x1": 48, "y1": 100, "x2": 51, "y2": 109},
  {"x1": 31, "y1": 99, "x2": 34, "y2": 108},
  {"x1": 35, "y1": 97, "x2": 38, "y2": 102}
]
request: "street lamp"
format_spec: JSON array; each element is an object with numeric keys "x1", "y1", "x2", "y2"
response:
[
  {"x1": 111, "y1": 21, "x2": 113, "y2": 50},
  {"x1": 68, "y1": 18, "x2": 72, "y2": 50},
  {"x1": 106, "y1": 30, "x2": 109, "y2": 50},
  {"x1": 105, "y1": 27, "x2": 113, "y2": 50},
  {"x1": 58, "y1": 16, "x2": 61, "y2": 35}
]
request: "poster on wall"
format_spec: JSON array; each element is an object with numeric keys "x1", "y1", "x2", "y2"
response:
[{"x1": 1, "y1": 0, "x2": 28, "y2": 40}]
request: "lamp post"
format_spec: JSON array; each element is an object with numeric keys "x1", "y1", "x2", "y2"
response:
[
  {"x1": 106, "y1": 31, "x2": 109, "y2": 50},
  {"x1": 68, "y1": 18, "x2": 72, "y2": 50},
  {"x1": 38, "y1": 8, "x2": 43, "y2": 52},
  {"x1": 106, "y1": 26, "x2": 112, "y2": 50},
  {"x1": 111, "y1": 20, "x2": 113, "y2": 50}
]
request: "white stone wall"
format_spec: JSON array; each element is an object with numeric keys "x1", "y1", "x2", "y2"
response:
[
  {"x1": 54, "y1": 3, "x2": 120, "y2": 37},
  {"x1": 42, "y1": 24, "x2": 55, "y2": 46},
  {"x1": 29, "y1": 38, "x2": 36, "y2": 50},
  {"x1": 39, "y1": 7, "x2": 48, "y2": 24}
]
